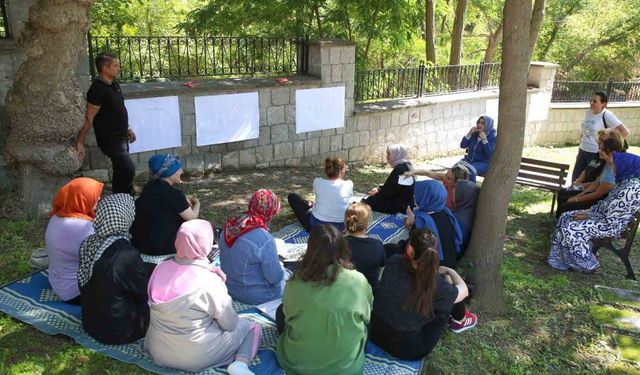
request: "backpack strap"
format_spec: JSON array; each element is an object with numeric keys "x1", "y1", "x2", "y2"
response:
[{"x1": 602, "y1": 110, "x2": 608, "y2": 129}]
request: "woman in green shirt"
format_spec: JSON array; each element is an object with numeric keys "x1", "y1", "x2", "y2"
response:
[{"x1": 276, "y1": 225, "x2": 373, "y2": 375}]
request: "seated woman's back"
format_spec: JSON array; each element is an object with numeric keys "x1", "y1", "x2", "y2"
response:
[
  {"x1": 277, "y1": 225, "x2": 373, "y2": 375},
  {"x1": 220, "y1": 189, "x2": 284, "y2": 305},
  {"x1": 344, "y1": 203, "x2": 386, "y2": 289}
]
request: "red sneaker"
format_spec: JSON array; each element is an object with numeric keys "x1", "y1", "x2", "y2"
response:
[{"x1": 449, "y1": 309, "x2": 477, "y2": 333}]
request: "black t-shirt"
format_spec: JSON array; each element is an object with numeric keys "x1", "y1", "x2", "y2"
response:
[
  {"x1": 345, "y1": 236, "x2": 386, "y2": 290},
  {"x1": 86, "y1": 78, "x2": 129, "y2": 155},
  {"x1": 369, "y1": 254, "x2": 458, "y2": 359},
  {"x1": 430, "y1": 211, "x2": 458, "y2": 268},
  {"x1": 130, "y1": 179, "x2": 190, "y2": 255},
  {"x1": 583, "y1": 158, "x2": 606, "y2": 184}
]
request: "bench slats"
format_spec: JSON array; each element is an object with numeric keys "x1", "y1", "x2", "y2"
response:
[
  {"x1": 520, "y1": 157, "x2": 570, "y2": 170},
  {"x1": 517, "y1": 172, "x2": 567, "y2": 185},
  {"x1": 514, "y1": 157, "x2": 570, "y2": 215},
  {"x1": 518, "y1": 164, "x2": 568, "y2": 178}
]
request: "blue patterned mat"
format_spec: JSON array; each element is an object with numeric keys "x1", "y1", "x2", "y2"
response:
[{"x1": 0, "y1": 213, "x2": 419, "y2": 374}]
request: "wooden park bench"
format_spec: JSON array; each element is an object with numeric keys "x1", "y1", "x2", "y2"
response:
[
  {"x1": 515, "y1": 157, "x2": 570, "y2": 215},
  {"x1": 592, "y1": 210, "x2": 640, "y2": 280}
]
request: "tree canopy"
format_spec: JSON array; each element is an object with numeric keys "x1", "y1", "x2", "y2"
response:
[{"x1": 90, "y1": 0, "x2": 639, "y2": 80}]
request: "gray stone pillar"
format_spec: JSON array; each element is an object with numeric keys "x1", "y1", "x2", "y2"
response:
[{"x1": 526, "y1": 61, "x2": 559, "y2": 145}]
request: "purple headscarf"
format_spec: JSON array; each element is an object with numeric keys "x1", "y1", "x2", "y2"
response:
[{"x1": 613, "y1": 152, "x2": 640, "y2": 183}]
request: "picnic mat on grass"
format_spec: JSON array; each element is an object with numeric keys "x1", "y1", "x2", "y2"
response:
[{"x1": 0, "y1": 212, "x2": 418, "y2": 374}]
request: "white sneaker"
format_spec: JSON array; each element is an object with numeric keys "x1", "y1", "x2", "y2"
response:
[{"x1": 227, "y1": 360, "x2": 254, "y2": 375}]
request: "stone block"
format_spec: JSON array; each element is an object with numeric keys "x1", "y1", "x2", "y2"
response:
[
  {"x1": 342, "y1": 64, "x2": 355, "y2": 82},
  {"x1": 136, "y1": 151, "x2": 155, "y2": 165},
  {"x1": 274, "y1": 142, "x2": 293, "y2": 159},
  {"x1": 335, "y1": 150, "x2": 349, "y2": 161},
  {"x1": 269, "y1": 160, "x2": 285, "y2": 168},
  {"x1": 345, "y1": 99, "x2": 354, "y2": 116},
  {"x1": 322, "y1": 128, "x2": 336, "y2": 137},
  {"x1": 359, "y1": 131, "x2": 370, "y2": 146},
  {"x1": 357, "y1": 116, "x2": 370, "y2": 131},
  {"x1": 342, "y1": 133, "x2": 357, "y2": 149},
  {"x1": 222, "y1": 151, "x2": 239, "y2": 169},
  {"x1": 259, "y1": 127, "x2": 270, "y2": 145},
  {"x1": 271, "y1": 87, "x2": 290, "y2": 106},
  {"x1": 306, "y1": 130, "x2": 322, "y2": 139},
  {"x1": 321, "y1": 65, "x2": 332, "y2": 82},
  {"x1": 293, "y1": 141, "x2": 304, "y2": 158},
  {"x1": 204, "y1": 153, "x2": 222, "y2": 172},
  {"x1": 398, "y1": 111, "x2": 410, "y2": 125},
  {"x1": 419, "y1": 107, "x2": 433, "y2": 122},
  {"x1": 319, "y1": 136, "x2": 331, "y2": 153},
  {"x1": 380, "y1": 113, "x2": 392, "y2": 129},
  {"x1": 89, "y1": 147, "x2": 108, "y2": 170},
  {"x1": 179, "y1": 95, "x2": 195, "y2": 115},
  {"x1": 210, "y1": 144, "x2": 226, "y2": 154},
  {"x1": 192, "y1": 139, "x2": 210, "y2": 155},
  {"x1": 331, "y1": 64, "x2": 342, "y2": 82},
  {"x1": 345, "y1": 80, "x2": 354, "y2": 99},
  {"x1": 329, "y1": 47, "x2": 341, "y2": 64},
  {"x1": 256, "y1": 145, "x2": 274, "y2": 163},
  {"x1": 340, "y1": 47, "x2": 355, "y2": 64},
  {"x1": 304, "y1": 139, "x2": 319, "y2": 156},
  {"x1": 369, "y1": 115, "x2": 381, "y2": 130},
  {"x1": 345, "y1": 117, "x2": 356, "y2": 131},
  {"x1": 349, "y1": 146, "x2": 365, "y2": 161},
  {"x1": 271, "y1": 123, "x2": 289, "y2": 143},
  {"x1": 226, "y1": 141, "x2": 244, "y2": 152},
  {"x1": 239, "y1": 149, "x2": 256, "y2": 168},
  {"x1": 259, "y1": 88, "x2": 271, "y2": 108},
  {"x1": 185, "y1": 154, "x2": 205, "y2": 174},
  {"x1": 267, "y1": 106, "x2": 285, "y2": 125},
  {"x1": 285, "y1": 105, "x2": 296, "y2": 124},
  {"x1": 409, "y1": 108, "x2": 420, "y2": 123},
  {"x1": 285, "y1": 158, "x2": 301, "y2": 167},
  {"x1": 290, "y1": 89, "x2": 297, "y2": 104},
  {"x1": 172, "y1": 135, "x2": 192, "y2": 157},
  {"x1": 243, "y1": 139, "x2": 259, "y2": 148},
  {"x1": 81, "y1": 169, "x2": 110, "y2": 183},
  {"x1": 391, "y1": 112, "x2": 400, "y2": 127},
  {"x1": 182, "y1": 114, "x2": 196, "y2": 136}
]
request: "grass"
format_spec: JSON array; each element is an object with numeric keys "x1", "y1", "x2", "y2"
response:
[{"x1": 1, "y1": 146, "x2": 640, "y2": 374}]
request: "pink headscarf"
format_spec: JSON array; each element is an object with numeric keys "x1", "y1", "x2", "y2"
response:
[
  {"x1": 387, "y1": 144, "x2": 410, "y2": 167},
  {"x1": 148, "y1": 219, "x2": 226, "y2": 303}
]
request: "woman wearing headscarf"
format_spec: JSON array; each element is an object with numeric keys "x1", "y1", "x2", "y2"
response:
[
  {"x1": 145, "y1": 220, "x2": 260, "y2": 375},
  {"x1": 458, "y1": 115, "x2": 497, "y2": 182},
  {"x1": 219, "y1": 189, "x2": 285, "y2": 304},
  {"x1": 405, "y1": 180, "x2": 464, "y2": 268},
  {"x1": 405, "y1": 163, "x2": 471, "y2": 211},
  {"x1": 548, "y1": 152, "x2": 640, "y2": 273},
  {"x1": 452, "y1": 179, "x2": 480, "y2": 254},
  {"x1": 362, "y1": 144, "x2": 415, "y2": 214},
  {"x1": 79, "y1": 194, "x2": 154, "y2": 345},
  {"x1": 131, "y1": 154, "x2": 200, "y2": 255},
  {"x1": 46, "y1": 177, "x2": 103, "y2": 303}
]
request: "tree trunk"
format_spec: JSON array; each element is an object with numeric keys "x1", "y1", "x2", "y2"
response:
[
  {"x1": 465, "y1": 0, "x2": 532, "y2": 315},
  {"x1": 483, "y1": 23, "x2": 503, "y2": 63},
  {"x1": 425, "y1": 0, "x2": 436, "y2": 64},
  {"x1": 528, "y1": 0, "x2": 545, "y2": 57},
  {"x1": 449, "y1": 0, "x2": 468, "y2": 66},
  {"x1": 5, "y1": 0, "x2": 93, "y2": 218}
]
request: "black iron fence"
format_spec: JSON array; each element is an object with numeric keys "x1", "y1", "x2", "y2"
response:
[
  {"x1": 552, "y1": 80, "x2": 640, "y2": 103},
  {"x1": 88, "y1": 34, "x2": 309, "y2": 82},
  {"x1": 355, "y1": 62, "x2": 501, "y2": 102}
]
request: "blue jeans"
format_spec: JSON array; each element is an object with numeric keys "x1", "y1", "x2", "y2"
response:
[{"x1": 571, "y1": 148, "x2": 599, "y2": 183}]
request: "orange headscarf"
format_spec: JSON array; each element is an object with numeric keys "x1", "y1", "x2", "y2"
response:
[{"x1": 50, "y1": 177, "x2": 104, "y2": 221}]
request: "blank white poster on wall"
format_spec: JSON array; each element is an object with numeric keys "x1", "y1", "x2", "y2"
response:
[
  {"x1": 125, "y1": 96, "x2": 181, "y2": 154},
  {"x1": 295, "y1": 86, "x2": 345, "y2": 133},
  {"x1": 194, "y1": 92, "x2": 259, "y2": 146}
]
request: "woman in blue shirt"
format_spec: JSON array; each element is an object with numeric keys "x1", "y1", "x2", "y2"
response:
[{"x1": 458, "y1": 115, "x2": 497, "y2": 182}]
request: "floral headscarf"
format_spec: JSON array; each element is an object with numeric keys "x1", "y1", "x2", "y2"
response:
[{"x1": 223, "y1": 189, "x2": 281, "y2": 247}]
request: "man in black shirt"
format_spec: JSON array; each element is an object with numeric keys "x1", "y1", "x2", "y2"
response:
[{"x1": 76, "y1": 52, "x2": 137, "y2": 195}]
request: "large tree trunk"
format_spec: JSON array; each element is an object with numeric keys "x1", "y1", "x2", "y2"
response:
[
  {"x1": 425, "y1": 0, "x2": 436, "y2": 64},
  {"x1": 5, "y1": 0, "x2": 93, "y2": 217},
  {"x1": 448, "y1": 0, "x2": 467, "y2": 66},
  {"x1": 465, "y1": 0, "x2": 532, "y2": 315},
  {"x1": 529, "y1": 0, "x2": 545, "y2": 57}
]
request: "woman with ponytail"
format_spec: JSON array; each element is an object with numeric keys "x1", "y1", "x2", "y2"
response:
[
  {"x1": 370, "y1": 229, "x2": 476, "y2": 360},
  {"x1": 288, "y1": 157, "x2": 353, "y2": 232},
  {"x1": 343, "y1": 202, "x2": 386, "y2": 289}
]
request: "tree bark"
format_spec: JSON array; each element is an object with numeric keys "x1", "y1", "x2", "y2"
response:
[
  {"x1": 448, "y1": 0, "x2": 468, "y2": 66},
  {"x1": 528, "y1": 0, "x2": 545, "y2": 57},
  {"x1": 483, "y1": 22, "x2": 503, "y2": 63},
  {"x1": 425, "y1": 0, "x2": 437, "y2": 64},
  {"x1": 5, "y1": 0, "x2": 93, "y2": 218},
  {"x1": 465, "y1": 0, "x2": 532, "y2": 315}
]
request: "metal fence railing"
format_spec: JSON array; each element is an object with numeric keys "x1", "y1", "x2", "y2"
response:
[
  {"x1": 0, "y1": 0, "x2": 10, "y2": 39},
  {"x1": 355, "y1": 62, "x2": 501, "y2": 102},
  {"x1": 88, "y1": 34, "x2": 309, "y2": 82},
  {"x1": 552, "y1": 80, "x2": 640, "y2": 103}
]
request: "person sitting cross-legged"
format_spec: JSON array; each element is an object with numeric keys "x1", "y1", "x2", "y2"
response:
[
  {"x1": 369, "y1": 229, "x2": 477, "y2": 361},
  {"x1": 145, "y1": 220, "x2": 260, "y2": 375}
]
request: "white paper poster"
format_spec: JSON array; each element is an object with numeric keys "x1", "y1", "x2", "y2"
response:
[
  {"x1": 194, "y1": 92, "x2": 260, "y2": 146},
  {"x1": 295, "y1": 86, "x2": 345, "y2": 133},
  {"x1": 125, "y1": 96, "x2": 181, "y2": 154}
]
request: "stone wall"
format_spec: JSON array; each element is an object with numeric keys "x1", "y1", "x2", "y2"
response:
[{"x1": 536, "y1": 103, "x2": 640, "y2": 146}]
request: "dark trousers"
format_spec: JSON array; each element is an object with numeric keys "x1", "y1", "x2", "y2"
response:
[
  {"x1": 572, "y1": 149, "x2": 599, "y2": 183},
  {"x1": 109, "y1": 153, "x2": 135, "y2": 195},
  {"x1": 288, "y1": 193, "x2": 313, "y2": 232}
]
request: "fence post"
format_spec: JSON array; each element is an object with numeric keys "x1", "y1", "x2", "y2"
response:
[
  {"x1": 417, "y1": 61, "x2": 425, "y2": 98},
  {"x1": 477, "y1": 60, "x2": 485, "y2": 90},
  {"x1": 606, "y1": 78, "x2": 613, "y2": 100},
  {"x1": 87, "y1": 32, "x2": 95, "y2": 78}
]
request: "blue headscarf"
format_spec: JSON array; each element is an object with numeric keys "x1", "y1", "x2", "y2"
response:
[
  {"x1": 613, "y1": 152, "x2": 640, "y2": 183},
  {"x1": 480, "y1": 115, "x2": 496, "y2": 137},
  {"x1": 149, "y1": 154, "x2": 182, "y2": 180},
  {"x1": 413, "y1": 180, "x2": 464, "y2": 260}
]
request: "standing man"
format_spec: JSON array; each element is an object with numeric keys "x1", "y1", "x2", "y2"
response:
[{"x1": 76, "y1": 52, "x2": 136, "y2": 195}]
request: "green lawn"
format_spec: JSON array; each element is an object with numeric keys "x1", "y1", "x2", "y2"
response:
[{"x1": 1, "y1": 146, "x2": 639, "y2": 374}]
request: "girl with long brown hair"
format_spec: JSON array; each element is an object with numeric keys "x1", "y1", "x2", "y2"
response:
[
  {"x1": 369, "y1": 229, "x2": 476, "y2": 360},
  {"x1": 276, "y1": 225, "x2": 372, "y2": 374}
]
